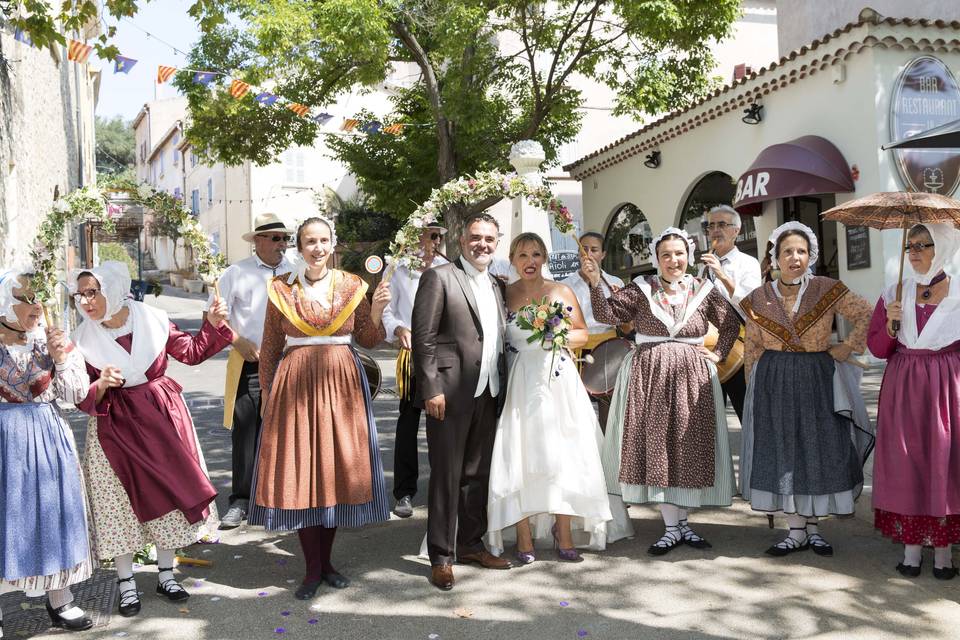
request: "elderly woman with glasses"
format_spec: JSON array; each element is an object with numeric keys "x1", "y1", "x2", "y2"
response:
[
  {"x1": 69, "y1": 261, "x2": 232, "y2": 617},
  {"x1": 868, "y1": 223, "x2": 960, "y2": 580},
  {"x1": 0, "y1": 269, "x2": 95, "y2": 635}
]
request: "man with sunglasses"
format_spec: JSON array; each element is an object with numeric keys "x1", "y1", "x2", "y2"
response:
[
  {"x1": 208, "y1": 213, "x2": 294, "y2": 529},
  {"x1": 382, "y1": 225, "x2": 449, "y2": 518}
]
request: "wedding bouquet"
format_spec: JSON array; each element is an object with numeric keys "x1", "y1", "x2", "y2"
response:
[{"x1": 515, "y1": 296, "x2": 574, "y2": 380}]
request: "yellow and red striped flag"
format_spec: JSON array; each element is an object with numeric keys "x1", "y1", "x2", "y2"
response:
[
  {"x1": 229, "y1": 79, "x2": 250, "y2": 99},
  {"x1": 66, "y1": 39, "x2": 93, "y2": 64},
  {"x1": 287, "y1": 103, "x2": 309, "y2": 117},
  {"x1": 383, "y1": 123, "x2": 405, "y2": 135},
  {"x1": 157, "y1": 65, "x2": 177, "y2": 84},
  {"x1": 341, "y1": 118, "x2": 360, "y2": 132}
]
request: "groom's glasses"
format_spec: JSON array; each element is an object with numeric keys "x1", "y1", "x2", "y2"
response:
[{"x1": 72, "y1": 288, "x2": 101, "y2": 303}]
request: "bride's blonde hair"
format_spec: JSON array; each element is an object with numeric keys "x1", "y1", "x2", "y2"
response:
[{"x1": 509, "y1": 232, "x2": 548, "y2": 262}]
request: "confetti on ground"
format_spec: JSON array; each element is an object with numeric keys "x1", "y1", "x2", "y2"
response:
[
  {"x1": 258, "y1": 591, "x2": 268, "y2": 597},
  {"x1": 194, "y1": 581, "x2": 203, "y2": 588},
  {"x1": 179, "y1": 608, "x2": 190, "y2": 614},
  {"x1": 577, "y1": 631, "x2": 588, "y2": 638},
  {"x1": 114, "y1": 633, "x2": 128, "y2": 638},
  {"x1": 428, "y1": 634, "x2": 440, "y2": 639},
  {"x1": 275, "y1": 628, "x2": 286, "y2": 634},
  {"x1": 286, "y1": 579, "x2": 296, "y2": 584},
  {"x1": 202, "y1": 549, "x2": 212, "y2": 554},
  {"x1": 560, "y1": 601, "x2": 569, "y2": 607},
  {"x1": 277, "y1": 559, "x2": 288, "y2": 566},
  {"x1": 210, "y1": 597, "x2": 221, "y2": 602},
  {"x1": 453, "y1": 607, "x2": 474, "y2": 619},
  {"x1": 281, "y1": 611, "x2": 291, "y2": 617},
  {"x1": 233, "y1": 555, "x2": 243, "y2": 559},
  {"x1": 308, "y1": 619, "x2": 319, "y2": 624}
]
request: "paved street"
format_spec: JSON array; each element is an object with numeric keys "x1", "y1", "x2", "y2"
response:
[{"x1": 12, "y1": 289, "x2": 960, "y2": 639}]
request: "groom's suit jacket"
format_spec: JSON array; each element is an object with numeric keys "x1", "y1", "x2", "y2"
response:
[{"x1": 411, "y1": 258, "x2": 507, "y2": 415}]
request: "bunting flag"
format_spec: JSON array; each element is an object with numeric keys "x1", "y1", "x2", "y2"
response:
[
  {"x1": 229, "y1": 79, "x2": 250, "y2": 98},
  {"x1": 255, "y1": 92, "x2": 278, "y2": 107},
  {"x1": 311, "y1": 113, "x2": 334, "y2": 125},
  {"x1": 383, "y1": 123, "x2": 405, "y2": 135},
  {"x1": 360, "y1": 120, "x2": 382, "y2": 134},
  {"x1": 66, "y1": 39, "x2": 93, "y2": 64},
  {"x1": 193, "y1": 71, "x2": 217, "y2": 85},
  {"x1": 114, "y1": 56, "x2": 137, "y2": 74},
  {"x1": 287, "y1": 103, "x2": 309, "y2": 117},
  {"x1": 157, "y1": 65, "x2": 177, "y2": 84},
  {"x1": 14, "y1": 29, "x2": 33, "y2": 46},
  {"x1": 341, "y1": 118, "x2": 359, "y2": 132}
]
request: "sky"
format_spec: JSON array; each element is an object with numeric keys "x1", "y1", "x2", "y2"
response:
[{"x1": 95, "y1": 0, "x2": 200, "y2": 121}]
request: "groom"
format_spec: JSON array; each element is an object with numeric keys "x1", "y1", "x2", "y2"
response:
[{"x1": 412, "y1": 212, "x2": 511, "y2": 591}]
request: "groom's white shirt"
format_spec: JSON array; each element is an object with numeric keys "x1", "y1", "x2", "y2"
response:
[{"x1": 462, "y1": 258, "x2": 501, "y2": 398}]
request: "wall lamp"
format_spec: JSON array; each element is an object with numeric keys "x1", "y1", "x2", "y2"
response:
[
  {"x1": 742, "y1": 103, "x2": 763, "y2": 125},
  {"x1": 643, "y1": 150, "x2": 661, "y2": 169}
]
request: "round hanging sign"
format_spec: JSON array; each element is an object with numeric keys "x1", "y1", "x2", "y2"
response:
[{"x1": 364, "y1": 255, "x2": 384, "y2": 274}]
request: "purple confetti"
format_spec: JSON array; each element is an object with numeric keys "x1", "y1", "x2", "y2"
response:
[
  {"x1": 277, "y1": 559, "x2": 288, "y2": 566},
  {"x1": 281, "y1": 611, "x2": 291, "y2": 617},
  {"x1": 274, "y1": 628, "x2": 285, "y2": 634},
  {"x1": 308, "y1": 619, "x2": 318, "y2": 625},
  {"x1": 577, "y1": 631, "x2": 588, "y2": 638},
  {"x1": 258, "y1": 591, "x2": 268, "y2": 597},
  {"x1": 193, "y1": 581, "x2": 202, "y2": 588},
  {"x1": 559, "y1": 601, "x2": 569, "y2": 607}
]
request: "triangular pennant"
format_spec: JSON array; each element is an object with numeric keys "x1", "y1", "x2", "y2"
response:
[
  {"x1": 360, "y1": 120, "x2": 382, "y2": 135},
  {"x1": 383, "y1": 123, "x2": 405, "y2": 135},
  {"x1": 287, "y1": 103, "x2": 309, "y2": 117},
  {"x1": 229, "y1": 79, "x2": 250, "y2": 98},
  {"x1": 14, "y1": 29, "x2": 33, "y2": 46},
  {"x1": 341, "y1": 118, "x2": 359, "y2": 132},
  {"x1": 66, "y1": 39, "x2": 93, "y2": 64},
  {"x1": 311, "y1": 113, "x2": 334, "y2": 125},
  {"x1": 157, "y1": 65, "x2": 177, "y2": 84},
  {"x1": 255, "y1": 92, "x2": 278, "y2": 106},
  {"x1": 193, "y1": 71, "x2": 217, "y2": 85},
  {"x1": 114, "y1": 55, "x2": 137, "y2": 74}
]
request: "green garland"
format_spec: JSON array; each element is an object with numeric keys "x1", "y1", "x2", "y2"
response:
[
  {"x1": 30, "y1": 177, "x2": 226, "y2": 303},
  {"x1": 389, "y1": 171, "x2": 574, "y2": 271}
]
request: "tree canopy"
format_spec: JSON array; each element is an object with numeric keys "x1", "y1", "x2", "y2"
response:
[
  {"x1": 177, "y1": 1, "x2": 740, "y2": 235},
  {"x1": 95, "y1": 116, "x2": 136, "y2": 174}
]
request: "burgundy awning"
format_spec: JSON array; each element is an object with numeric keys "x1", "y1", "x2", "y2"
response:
[{"x1": 733, "y1": 135, "x2": 855, "y2": 213}]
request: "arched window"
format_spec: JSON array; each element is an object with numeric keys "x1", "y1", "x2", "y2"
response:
[
  {"x1": 678, "y1": 171, "x2": 758, "y2": 257},
  {"x1": 603, "y1": 203, "x2": 653, "y2": 281}
]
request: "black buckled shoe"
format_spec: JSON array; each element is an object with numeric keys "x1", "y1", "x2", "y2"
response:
[
  {"x1": 895, "y1": 562, "x2": 922, "y2": 578},
  {"x1": 765, "y1": 528, "x2": 809, "y2": 557},
  {"x1": 45, "y1": 601, "x2": 94, "y2": 631},
  {"x1": 320, "y1": 571, "x2": 350, "y2": 589},
  {"x1": 933, "y1": 565, "x2": 959, "y2": 580},
  {"x1": 294, "y1": 580, "x2": 323, "y2": 600},
  {"x1": 647, "y1": 525, "x2": 683, "y2": 556},
  {"x1": 117, "y1": 576, "x2": 142, "y2": 616},
  {"x1": 156, "y1": 568, "x2": 190, "y2": 602}
]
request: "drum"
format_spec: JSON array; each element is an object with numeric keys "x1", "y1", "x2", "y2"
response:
[
  {"x1": 703, "y1": 323, "x2": 746, "y2": 383},
  {"x1": 580, "y1": 337, "x2": 634, "y2": 397},
  {"x1": 357, "y1": 351, "x2": 382, "y2": 400}
]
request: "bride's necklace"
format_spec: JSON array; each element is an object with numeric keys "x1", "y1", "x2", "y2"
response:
[{"x1": 919, "y1": 272, "x2": 948, "y2": 301}]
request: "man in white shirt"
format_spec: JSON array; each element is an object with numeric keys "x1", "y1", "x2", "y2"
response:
[
  {"x1": 381, "y1": 225, "x2": 449, "y2": 519},
  {"x1": 699, "y1": 204, "x2": 761, "y2": 422},
  {"x1": 209, "y1": 213, "x2": 294, "y2": 529},
  {"x1": 561, "y1": 232, "x2": 624, "y2": 429}
]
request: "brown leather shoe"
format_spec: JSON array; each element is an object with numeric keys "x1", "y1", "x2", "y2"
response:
[
  {"x1": 457, "y1": 549, "x2": 513, "y2": 569},
  {"x1": 430, "y1": 564, "x2": 454, "y2": 591}
]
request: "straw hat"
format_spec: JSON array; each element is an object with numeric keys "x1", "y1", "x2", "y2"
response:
[{"x1": 241, "y1": 213, "x2": 294, "y2": 242}]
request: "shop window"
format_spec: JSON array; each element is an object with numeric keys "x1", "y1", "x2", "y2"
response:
[
  {"x1": 603, "y1": 203, "x2": 654, "y2": 282},
  {"x1": 678, "y1": 171, "x2": 757, "y2": 258}
]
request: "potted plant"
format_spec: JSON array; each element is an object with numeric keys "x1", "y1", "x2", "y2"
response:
[{"x1": 183, "y1": 274, "x2": 205, "y2": 294}]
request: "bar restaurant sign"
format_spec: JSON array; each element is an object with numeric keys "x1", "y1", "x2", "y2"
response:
[{"x1": 890, "y1": 55, "x2": 960, "y2": 196}]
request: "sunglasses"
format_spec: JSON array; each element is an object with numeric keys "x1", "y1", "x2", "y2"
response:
[
  {"x1": 904, "y1": 242, "x2": 935, "y2": 253},
  {"x1": 12, "y1": 293, "x2": 37, "y2": 305},
  {"x1": 71, "y1": 288, "x2": 101, "y2": 303},
  {"x1": 259, "y1": 234, "x2": 290, "y2": 243}
]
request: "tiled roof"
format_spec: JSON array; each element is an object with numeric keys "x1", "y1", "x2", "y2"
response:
[{"x1": 563, "y1": 14, "x2": 960, "y2": 177}]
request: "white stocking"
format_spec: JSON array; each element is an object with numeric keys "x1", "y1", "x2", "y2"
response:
[
  {"x1": 47, "y1": 587, "x2": 84, "y2": 620},
  {"x1": 934, "y1": 545, "x2": 954, "y2": 569},
  {"x1": 903, "y1": 544, "x2": 922, "y2": 567},
  {"x1": 659, "y1": 503, "x2": 681, "y2": 527},
  {"x1": 786, "y1": 514, "x2": 807, "y2": 542}
]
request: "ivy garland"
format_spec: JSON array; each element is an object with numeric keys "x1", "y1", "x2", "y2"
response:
[
  {"x1": 389, "y1": 171, "x2": 574, "y2": 271},
  {"x1": 30, "y1": 177, "x2": 226, "y2": 303}
]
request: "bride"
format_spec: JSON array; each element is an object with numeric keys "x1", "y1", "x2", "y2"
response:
[{"x1": 486, "y1": 232, "x2": 632, "y2": 563}]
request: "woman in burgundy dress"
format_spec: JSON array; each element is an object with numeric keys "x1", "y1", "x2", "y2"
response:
[
  {"x1": 868, "y1": 223, "x2": 960, "y2": 579},
  {"x1": 70, "y1": 261, "x2": 231, "y2": 616}
]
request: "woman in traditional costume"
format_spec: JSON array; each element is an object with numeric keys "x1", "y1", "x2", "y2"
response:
[
  {"x1": 0, "y1": 270, "x2": 94, "y2": 635},
  {"x1": 70, "y1": 261, "x2": 231, "y2": 617},
  {"x1": 868, "y1": 223, "x2": 960, "y2": 579},
  {"x1": 588, "y1": 227, "x2": 742, "y2": 555},
  {"x1": 740, "y1": 222, "x2": 874, "y2": 557},
  {"x1": 249, "y1": 216, "x2": 391, "y2": 600},
  {"x1": 485, "y1": 233, "x2": 632, "y2": 564}
]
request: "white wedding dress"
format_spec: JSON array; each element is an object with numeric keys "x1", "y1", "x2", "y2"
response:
[{"x1": 484, "y1": 315, "x2": 634, "y2": 555}]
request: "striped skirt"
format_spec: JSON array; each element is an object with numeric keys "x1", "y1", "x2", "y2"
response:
[
  {"x1": 248, "y1": 350, "x2": 389, "y2": 530},
  {"x1": 601, "y1": 350, "x2": 735, "y2": 508}
]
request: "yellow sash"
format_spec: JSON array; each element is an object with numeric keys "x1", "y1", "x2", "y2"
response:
[
  {"x1": 395, "y1": 347, "x2": 413, "y2": 401},
  {"x1": 266, "y1": 270, "x2": 369, "y2": 337},
  {"x1": 222, "y1": 349, "x2": 245, "y2": 429}
]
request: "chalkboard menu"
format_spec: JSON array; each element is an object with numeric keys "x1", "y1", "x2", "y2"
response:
[
  {"x1": 845, "y1": 225, "x2": 871, "y2": 270},
  {"x1": 549, "y1": 250, "x2": 581, "y2": 280}
]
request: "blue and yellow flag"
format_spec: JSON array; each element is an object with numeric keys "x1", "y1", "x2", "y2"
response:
[{"x1": 114, "y1": 56, "x2": 137, "y2": 74}]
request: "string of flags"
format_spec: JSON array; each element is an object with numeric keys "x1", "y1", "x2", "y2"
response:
[{"x1": 8, "y1": 25, "x2": 419, "y2": 137}]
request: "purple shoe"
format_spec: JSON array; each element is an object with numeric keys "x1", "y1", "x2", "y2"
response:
[
  {"x1": 514, "y1": 549, "x2": 536, "y2": 565},
  {"x1": 552, "y1": 523, "x2": 584, "y2": 563}
]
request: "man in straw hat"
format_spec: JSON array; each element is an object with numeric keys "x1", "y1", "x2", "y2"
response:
[
  {"x1": 209, "y1": 213, "x2": 294, "y2": 529},
  {"x1": 382, "y1": 224, "x2": 448, "y2": 518}
]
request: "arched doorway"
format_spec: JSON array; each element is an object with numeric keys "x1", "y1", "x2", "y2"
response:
[
  {"x1": 677, "y1": 171, "x2": 758, "y2": 257},
  {"x1": 603, "y1": 203, "x2": 653, "y2": 282}
]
